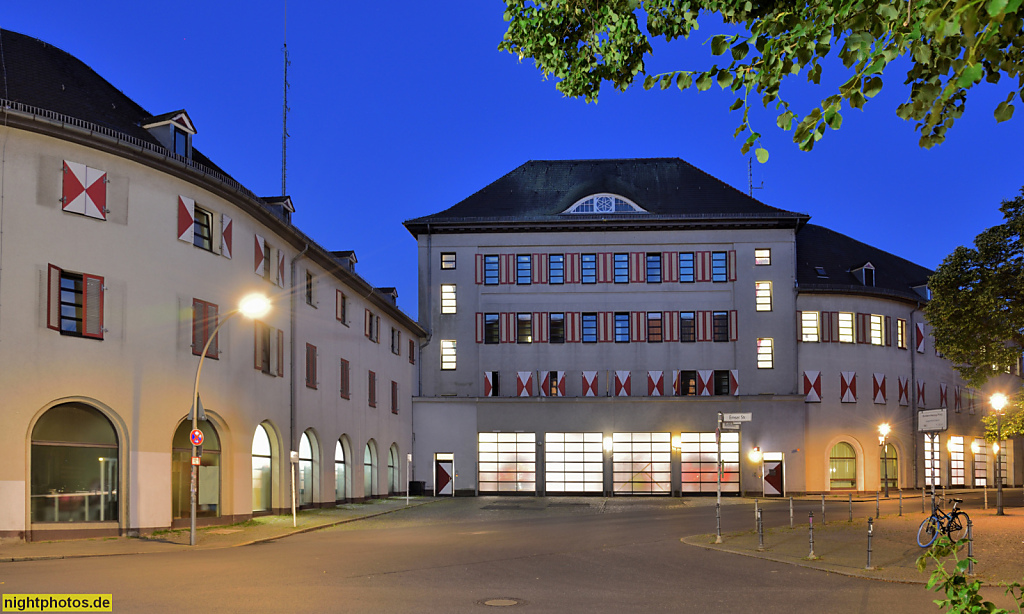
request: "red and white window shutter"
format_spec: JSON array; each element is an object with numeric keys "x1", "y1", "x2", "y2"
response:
[
  {"x1": 62, "y1": 161, "x2": 106, "y2": 220},
  {"x1": 630, "y1": 311, "x2": 647, "y2": 342},
  {"x1": 582, "y1": 371, "x2": 598, "y2": 397},
  {"x1": 954, "y1": 386, "x2": 962, "y2": 412},
  {"x1": 671, "y1": 370, "x2": 680, "y2": 396},
  {"x1": 803, "y1": 371, "x2": 821, "y2": 403},
  {"x1": 253, "y1": 234, "x2": 266, "y2": 276},
  {"x1": 533, "y1": 313, "x2": 548, "y2": 343},
  {"x1": 220, "y1": 214, "x2": 233, "y2": 259},
  {"x1": 898, "y1": 376, "x2": 910, "y2": 406},
  {"x1": 179, "y1": 196, "x2": 196, "y2": 242},
  {"x1": 915, "y1": 323, "x2": 926, "y2": 353},
  {"x1": 662, "y1": 252, "x2": 679, "y2": 282},
  {"x1": 873, "y1": 373, "x2": 886, "y2": 404},
  {"x1": 532, "y1": 253, "x2": 548, "y2": 284},
  {"x1": 484, "y1": 371, "x2": 496, "y2": 397},
  {"x1": 840, "y1": 371, "x2": 857, "y2": 403},
  {"x1": 940, "y1": 383, "x2": 948, "y2": 408},
  {"x1": 276, "y1": 250, "x2": 286, "y2": 288},
  {"x1": 615, "y1": 371, "x2": 631, "y2": 396},
  {"x1": 566, "y1": 253, "x2": 581, "y2": 284},
  {"x1": 729, "y1": 370, "x2": 739, "y2": 396},
  {"x1": 629, "y1": 252, "x2": 646, "y2": 283},
  {"x1": 474, "y1": 254, "x2": 484, "y2": 284},
  {"x1": 697, "y1": 370, "x2": 714, "y2": 396},
  {"x1": 647, "y1": 371, "x2": 663, "y2": 396},
  {"x1": 727, "y1": 250, "x2": 737, "y2": 281},
  {"x1": 517, "y1": 371, "x2": 533, "y2": 397},
  {"x1": 565, "y1": 312, "x2": 581, "y2": 343},
  {"x1": 555, "y1": 371, "x2": 566, "y2": 397},
  {"x1": 917, "y1": 381, "x2": 926, "y2": 407}
]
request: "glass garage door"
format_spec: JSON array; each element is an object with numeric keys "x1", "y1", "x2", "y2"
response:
[
  {"x1": 612, "y1": 432, "x2": 671, "y2": 495},
  {"x1": 679, "y1": 432, "x2": 740, "y2": 493},
  {"x1": 478, "y1": 432, "x2": 536, "y2": 493},
  {"x1": 545, "y1": 432, "x2": 603, "y2": 494}
]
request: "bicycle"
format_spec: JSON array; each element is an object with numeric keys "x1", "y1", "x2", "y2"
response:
[{"x1": 917, "y1": 496, "x2": 970, "y2": 547}]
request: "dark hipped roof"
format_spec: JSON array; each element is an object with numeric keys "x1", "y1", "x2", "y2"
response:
[
  {"x1": 404, "y1": 158, "x2": 809, "y2": 236},
  {"x1": 796, "y1": 224, "x2": 933, "y2": 302},
  {"x1": 0, "y1": 29, "x2": 224, "y2": 174}
]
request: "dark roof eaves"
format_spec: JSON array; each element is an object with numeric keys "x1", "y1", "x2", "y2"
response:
[{"x1": 796, "y1": 283, "x2": 930, "y2": 305}]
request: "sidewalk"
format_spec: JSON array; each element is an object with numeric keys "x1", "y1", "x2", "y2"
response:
[
  {"x1": 0, "y1": 497, "x2": 437, "y2": 562},
  {"x1": 681, "y1": 502, "x2": 1024, "y2": 587}
]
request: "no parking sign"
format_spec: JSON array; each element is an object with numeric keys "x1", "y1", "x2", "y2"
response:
[{"x1": 190, "y1": 429, "x2": 204, "y2": 446}]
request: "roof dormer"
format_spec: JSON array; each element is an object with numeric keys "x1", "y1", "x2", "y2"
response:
[
  {"x1": 142, "y1": 110, "x2": 196, "y2": 159},
  {"x1": 561, "y1": 193, "x2": 646, "y2": 214},
  {"x1": 331, "y1": 250, "x2": 358, "y2": 272},
  {"x1": 263, "y1": 196, "x2": 295, "y2": 224},
  {"x1": 851, "y1": 262, "x2": 875, "y2": 287},
  {"x1": 377, "y1": 287, "x2": 399, "y2": 305}
]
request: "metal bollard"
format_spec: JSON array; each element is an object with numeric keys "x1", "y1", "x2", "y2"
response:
[
  {"x1": 866, "y1": 517, "x2": 874, "y2": 570},
  {"x1": 789, "y1": 496, "x2": 794, "y2": 529},
  {"x1": 757, "y1": 507, "x2": 764, "y2": 551},
  {"x1": 899, "y1": 490, "x2": 903, "y2": 516},
  {"x1": 849, "y1": 493, "x2": 853, "y2": 522},
  {"x1": 715, "y1": 502, "x2": 722, "y2": 544},
  {"x1": 876, "y1": 491, "x2": 880, "y2": 519},
  {"x1": 984, "y1": 485, "x2": 988, "y2": 510},
  {"x1": 808, "y1": 511, "x2": 816, "y2": 559},
  {"x1": 967, "y1": 519, "x2": 974, "y2": 576},
  {"x1": 821, "y1": 494, "x2": 826, "y2": 525},
  {"x1": 755, "y1": 498, "x2": 759, "y2": 531}
]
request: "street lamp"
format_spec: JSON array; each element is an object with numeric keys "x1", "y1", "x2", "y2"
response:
[
  {"x1": 878, "y1": 423, "x2": 891, "y2": 498},
  {"x1": 990, "y1": 392, "x2": 1007, "y2": 516},
  {"x1": 749, "y1": 446, "x2": 763, "y2": 497},
  {"x1": 189, "y1": 293, "x2": 271, "y2": 546}
]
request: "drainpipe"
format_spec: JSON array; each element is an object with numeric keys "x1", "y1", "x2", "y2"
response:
[
  {"x1": 910, "y1": 302, "x2": 921, "y2": 489},
  {"x1": 413, "y1": 224, "x2": 434, "y2": 484},
  {"x1": 290, "y1": 243, "x2": 310, "y2": 455}
]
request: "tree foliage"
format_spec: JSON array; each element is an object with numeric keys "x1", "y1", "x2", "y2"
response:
[{"x1": 499, "y1": 0, "x2": 1024, "y2": 157}]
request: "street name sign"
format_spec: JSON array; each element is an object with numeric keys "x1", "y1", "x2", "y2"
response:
[
  {"x1": 918, "y1": 408, "x2": 948, "y2": 432},
  {"x1": 722, "y1": 413, "x2": 752, "y2": 423}
]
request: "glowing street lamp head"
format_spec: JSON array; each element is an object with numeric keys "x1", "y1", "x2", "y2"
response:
[
  {"x1": 990, "y1": 392, "x2": 1008, "y2": 413},
  {"x1": 878, "y1": 423, "x2": 891, "y2": 438},
  {"x1": 993, "y1": 442, "x2": 1001, "y2": 455},
  {"x1": 239, "y1": 293, "x2": 271, "y2": 319},
  {"x1": 748, "y1": 446, "x2": 762, "y2": 463}
]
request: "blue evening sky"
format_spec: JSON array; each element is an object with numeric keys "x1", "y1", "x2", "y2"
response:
[{"x1": 3, "y1": 2, "x2": 1021, "y2": 319}]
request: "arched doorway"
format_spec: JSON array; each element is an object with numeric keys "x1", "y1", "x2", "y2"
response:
[
  {"x1": 172, "y1": 419, "x2": 221, "y2": 519},
  {"x1": 335, "y1": 438, "x2": 349, "y2": 503},
  {"x1": 881, "y1": 443, "x2": 898, "y2": 490},
  {"x1": 388, "y1": 444, "x2": 400, "y2": 495},
  {"x1": 31, "y1": 403, "x2": 119, "y2": 523},
  {"x1": 252, "y1": 424, "x2": 274, "y2": 512},
  {"x1": 364, "y1": 440, "x2": 378, "y2": 498},
  {"x1": 298, "y1": 431, "x2": 318, "y2": 507},
  {"x1": 829, "y1": 442, "x2": 857, "y2": 490}
]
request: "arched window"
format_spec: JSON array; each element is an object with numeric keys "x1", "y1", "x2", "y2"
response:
[
  {"x1": 829, "y1": 442, "x2": 857, "y2": 489},
  {"x1": 335, "y1": 439, "x2": 348, "y2": 503},
  {"x1": 299, "y1": 431, "x2": 316, "y2": 507},
  {"x1": 561, "y1": 194, "x2": 646, "y2": 214},
  {"x1": 388, "y1": 444, "x2": 399, "y2": 495},
  {"x1": 31, "y1": 403, "x2": 118, "y2": 523},
  {"x1": 881, "y1": 443, "x2": 898, "y2": 489},
  {"x1": 172, "y1": 420, "x2": 221, "y2": 519},
  {"x1": 364, "y1": 441, "x2": 378, "y2": 498},
  {"x1": 252, "y1": 424, "x2": 273, "y2": 512}
]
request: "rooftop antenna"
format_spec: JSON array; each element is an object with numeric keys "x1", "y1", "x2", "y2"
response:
[
  {"x1": 748, "y1": 157, "x2": 764, "y2": 197},
  {"x1": 281, "y1": 0, "x2": 291, "y2": 197}
]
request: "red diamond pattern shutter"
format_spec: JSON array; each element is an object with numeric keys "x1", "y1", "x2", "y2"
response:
[
  {"x1": 254, "y1": 234, "x2": 266, "y2": 276},
  {"x1": 179, "y1": 196, "x2": 196, "y2": 243},
  {"x1": 647, "y1": 371, "x2": 663, "y2": 396},
  {"x1": 663, "y1": 252, "x2": 678, "y2": 282},
  {"x1": 917, "y1": 381, "x2": 926, "y2": 407},
  {"x1": 940, "y1": 383, "x2": 947, "y2": 408},
  {"x1": 873, "y1": 373, "x2": 886, "y2": 404},
  {"x1": 566, "y1": 253, "x2": 581, "y2": 284},
  {"x1": 220, "y1": 214, "x2": 233, "y2": 259},
  {"x1": 475, "y1": 254, "x2": 484, "y2": 284},
  {"x1": 803, "y1": 371, "x2": 821, "y2": 402},
  {"x1": 916, "y1": 323, "x2": 926, "y2": 353},
  {"x1": 697, "y1": 370, "x2": 713, "y2": 396},
  {"x1": 615, "y1": 371, "x2": 630, "y2": 396},
  {"x1": 540, "y1": 372, "x2": 550, "y2": 397},
  {"x1": 84, "y1": 167, "x2": 107, "y2": 220},
  {"x1": 484, "y1": 372, "x2": 493, "y2": 397},
  {"x1": 582, "y1": 371, "x2": 598, "y2": 397},
  {"x1": 556, "y1": 371, "x2": 565, "y2": 397},
  {"x1": 730, "y1": 370, "x2": 739, "y2": 396},
  {"x1": 898, "y1": 377, "x2": 910, "y2": 406},
  {"x1": 62, "y1": 160, "x2": 87, "y2": 215},
  {"x1": 840, "y1": 371, "x2": 856, "y2": 403},
  {"x1": 630, "y1": 311, "x2": 646, "y2": 342},
  {"x1": 517, "y1": 371, "x2": 532, "y2": 397},
  {"x1": 533, "y1": 253, "x2": 547, "y2": 284},
  {"x1": 629, "y1": 252, "x2": 645, "y2": 283},
  {"x1": 727, "y1": 250, "x2": 737, "y2": 281},
  {"x1": 46, "y1": 264, "x2": 61, "y2": 331},
  {"x1": 82, "y1": 274, "x2": 104, "y2": 339},
  {"x1": 954, "y1": 386, "x2": 962, "y2": 412},
  {"x1": 671, "y1": 370, "x2": 679, "y2": 396},
  {"x1": 277, "y1": 250, "x2": 286, "y2": 288}
]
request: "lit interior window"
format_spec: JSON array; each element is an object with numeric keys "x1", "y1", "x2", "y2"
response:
[
  {"x1": 838, "y1": 312, "x2": 854, "y2": 343},
  {"x1": 755, "y1": 281, "x2": 772, "y2": 311},
  {"x1": 440, "y1": 284, "x2": 456, "y2": 314},
  {"x1": 757, "y1": 338, "x2": 774, "y2": 369},
  {"x1": 754, "y1": 248, "x2": 771, "y2": 265},
  {"x1": 801, "y1": 311, "x2": 819, "y2": 342}
]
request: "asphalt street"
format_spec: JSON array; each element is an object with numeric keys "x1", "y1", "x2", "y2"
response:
[{"x1": 0, "y1": 496, "x2": 971, "y2": 613}]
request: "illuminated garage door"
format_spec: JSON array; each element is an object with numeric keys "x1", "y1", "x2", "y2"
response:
[
  {"x1": 613, "y1": 432, "x2": 671, "y2": 495},
  {"x1": 680, "y1": 432, "x2": 740, "y2": 493},
  {"x1": 545, "y1": 432, "x2": 603, "y2": 494},
  {"x1": 478, "y1": 432, "x2": 536, "y2": 493}
]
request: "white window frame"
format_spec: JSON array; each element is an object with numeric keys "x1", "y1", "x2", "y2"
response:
[
  {"x1": 869, "y1": 314, "x2": 884, "y2": 345},
  {"x1": 440, "y1": 284, "x2": 457, "y2": 314},
  {"x1": 756, "y1": 338, "x2": 774, "y2": 369},
  {"x1": 755, "y1": 281, "x2": 772, "y2": 312},
  {"x1": 440, "y1": 340, "x2": 457, "y2": 370},
  {"x1": 754, "y1": 248, "x2": 771, "y2": 266},
  {"x1": 801, "y1": 311, "x2": 819, "y2": 342},
  {"x1": 838, "y1": 312, "x2": 854, "y2": 343}
]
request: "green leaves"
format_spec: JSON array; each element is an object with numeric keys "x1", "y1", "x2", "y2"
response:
[
  {"x1": 987, "y1": 0, "x2": 1010, "y2": 17},
  {"x1": 958, "y1": 63, "x2": 985, "y2": 88},
  {"x1": 755, "y1": 147, "x2": 769, "y2": 163},
  {"x1": 995, "y1": 101, "x2": 1015, "y2": 122}
]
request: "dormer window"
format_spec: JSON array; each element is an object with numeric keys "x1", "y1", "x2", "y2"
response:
[
  {"x1": 562, "y1": 194, "x2": 646, "y2": 214},
  {"x1": 174, "y1": 127, "x2": 189, "y2": 157},
  {"x1": 142, "y1": 110, "x2": 196, "y2": 160},
  {"x1": 852, "y1": 262, "x2": 875, "y2": 287}
]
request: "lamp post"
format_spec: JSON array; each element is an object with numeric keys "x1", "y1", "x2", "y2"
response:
[
  {"x1": 189, "y1": 293, "x2": 271, "y2": 546},
  {"x1": 990, "y1": 393, "x2": 1007, "y2": 516},
  {"x1": 749, "y1": 446, "x2": 763, "y2": 497},
  {"x1": 878, "y1": 423, "x2": 890, "y2": 498}
]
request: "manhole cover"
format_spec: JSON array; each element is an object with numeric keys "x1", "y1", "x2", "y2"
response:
[{"x1": 482, "y1": 598, "x2": 522, "y2": 607}]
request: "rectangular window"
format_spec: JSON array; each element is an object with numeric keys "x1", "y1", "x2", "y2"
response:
[
  {"x1": 755, "y1": 281, "x2": 772, "y2": 312},
  {"x1": 680, "y1": 312, "x2": 696, "y2": 343},
  {"x1": 305, "y1": 270, "x2": 315, "y2": 306},
  {"x1": 677, "y1": 370, "x2": 697, "y2": 396},
  {"x1": 305, "y1": 343, "x2": 318, "y2": 389},
  {"x1": 409, "y1": 339, "x2": 416, "y2": 365},
  {"x1": 646, "y1": 253, "x2": 662, "y2": 283},
  {"x1": 614, "y1": 312, "x2": 630, "y2": 342},
  {"x1": 897, "y1": 318, "x2": 907, "y2": 349},
  {"x1": 713, "y1": 370, "x2": 731, "y2": 395},
  {"x1": 582, "y1": 313, "x2": 597, "y2": 343},
  {"x1": 801, "y1": 311, "x2": 820, "y2": 342},
  {"x1": 365, "y1": 310, "x2": 380, "y2": 343},
  {"x1": 549, "y1": 254, "x2": 564, "y2": 285},
  {"x1": 487, "y1": 371, "x2": 501, "y2": 396},
  {"x1": 441, "y1": 284, "x2": 457, "y2": 314},
  {"x1": 517, "y1": 254, "x2": 531, "y2": 285},
  {"x1": 581, "y1": 254, "x2": 597, "y2": 284},
  {"x1": 484, "y1": 313, "x2": 499, "y2": 344},
  {"x1": 754, "y1": 248, "x2": 771, "y2": 266},
  {"x1": 613, "y1": 253, "x2": 628, "y2": 283},
  {"x1": 256, "y1": 321, "x2": 272, "y2": 375},
  {"x1": 546, "y1": 371, "x2": 559, "y2": 397},
  {"x1": 550, "y1": 313, "x2": 565, "y2": 344},
  {"x1": 484, "y1": 255, "x2": 499, "y2": 285},
  {"x1": 517, "y1": 313, "x2": 532, "y2": 344},
  {"x1": 870, "y1": 314, "x2": 884, "y2": 345},
  {"x1": 192, "y1": 298, "x2": 219, "y2": 358},
  {"x1": 173, "y1": 127, "x2": 189, "y2": 157},
  {"x1": 193, "y1": 206, "x2": 213, "y2": 252},
  {"x1": 441, "y1": 252, "x2": 456, "y2": 269},
  {"x1": 711, "y1": 252, "x2": 727, "y2": 282},
  {"x1": 368, "y1": 370, "x2": 377, "y2": 406},
  {"x1": 391, "y1": 328, "x2": 402, "y2": 355},
  {"x1": 712, "y1": 311, "x2": 729, "y2": 342},
  {"x1": 391, "y1": 381, "x2": 399, "y2": 414},
  {"x1": 51, "y1": 266, "x2": 104, "y2": 339},
  {"x1": 838, "y1": 312, "x2": 854, "y2": 343},
  {"x1": 757, "y1": 338, "x2": 774, "y2": 369},
  {"x1": 336, "y1": 291, "x2": 347, "y2": 325},
  {"x1": 440, "y1": 340, "x2": 457, "y2": 370},
  {"x1": 647, "y1": 312, "x2": 663, "y2": 342},
  {"x1": 679, "y1": 252, "x2": 695, "y2": 283},
  {"x1": 339, "y1": 358, "x2": 350, "y2": 399}
]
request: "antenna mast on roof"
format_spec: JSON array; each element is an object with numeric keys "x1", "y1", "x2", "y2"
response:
[
  {"x1": 281, "y1": 0, "x2": 291, "y2": 196},
  {"x1": 748, "y1": 157, "x2": 763, "y2": 197}
]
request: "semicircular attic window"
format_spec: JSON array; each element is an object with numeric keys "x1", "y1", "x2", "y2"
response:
[{"x1": 562, "y1": 194, "x2": 646, "y2": 214}]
